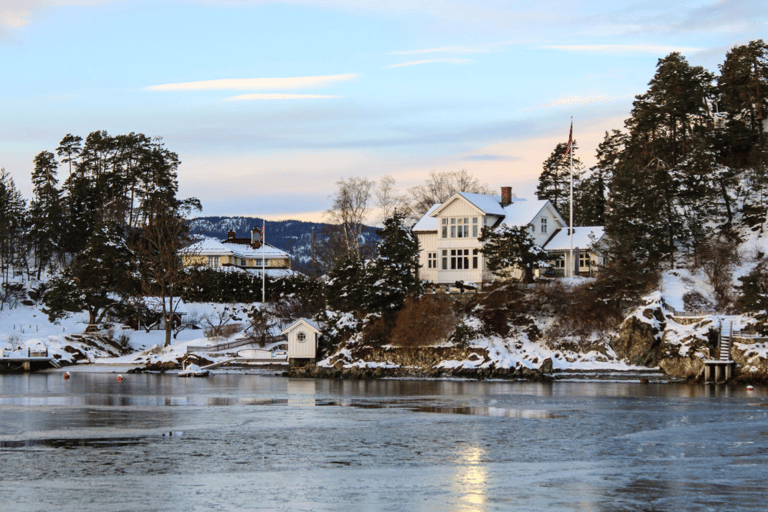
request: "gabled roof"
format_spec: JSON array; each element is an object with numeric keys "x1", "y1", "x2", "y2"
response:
[
  {"x1": 543, "y1": 226, "x2": 605, "y2": 252},
  {"x1": 412, "y1": 203, "x2": 441, "y2": 232},
  {"x1": 499, "y1": 199, "x2": 558, "y2": 228},
  {"x1": 187, "y1": 237, "x2": 290, "y2": 259},
  {"x1": 281, "y1": 317, "x2": 322, "y2": 335},
  {"x1": 457, "y1": 192, "x2": 508, "y2": 216},
  {"x1": 414, "y1": 193, "x2": 566, "y2": 232}
]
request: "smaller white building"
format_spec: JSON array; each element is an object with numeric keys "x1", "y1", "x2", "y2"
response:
[{"x1": 281, "y1": 318, "x2": 321, "y2": 366}]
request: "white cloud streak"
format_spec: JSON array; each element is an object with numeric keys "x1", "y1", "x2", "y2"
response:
[
  {"x1": 146, "y1": 73, "x2": 359, "y2": 92},
  {"x1": 390, "y1": 42, "x2": 511, "y2": 55},
  {"x1": 542, "y1": 43, "x2": 702, "y2": 55},
  {"x1": 385, "y1": 58, "x2": 471, "y2": 68},
  {"x1": 225, "y1": 93, "x2": 342, "y2": 100}
]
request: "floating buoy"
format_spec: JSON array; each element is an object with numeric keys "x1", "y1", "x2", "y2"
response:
[
  {"x1": 116, "y1": 374, "x2": 123, "y2": 382},
  {"x1": 747, "y1": 385, "x2": 754, "y2": 391},
  {"x1": 63, "y1": 372, "x2": 70, "y2": 381}
]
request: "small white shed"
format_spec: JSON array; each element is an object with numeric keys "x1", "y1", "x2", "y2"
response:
[{"x1": 281, "y1": 318, "x2": 321, "y2": 366}]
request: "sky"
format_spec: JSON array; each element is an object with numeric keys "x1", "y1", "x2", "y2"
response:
[{"x1": 1, "y1": 0, "x2": 767, "y2": 223}]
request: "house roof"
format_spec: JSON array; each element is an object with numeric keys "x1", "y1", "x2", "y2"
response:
[
  {"x1": 281, "y1": 317, "x2": 322, "y2": 335},
  {"x1": 413, "y1": 192, "x2": 569, "y2": 234},
  {"x1": 187, "y1": 237, "x2": 290, "y2": 259},
  {"x1": 457, "y1": 192, "x2": 508, "y2": 216},
  {"x1": 412, "y1": 203, "x2": 441, "y2": 232},
  {"x1": 499, "y1": 199, "x2": 553, "y2": 228},
  {"x1": 543, "y1": 226, "x2": 605, "y2": 252}
]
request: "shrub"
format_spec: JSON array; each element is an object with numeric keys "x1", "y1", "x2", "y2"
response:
[
  {"x1": 204, "y1": 322, "x2": 244, "y2": 339},
  {"x1": 389, "y1": 294, "x2": 456, "y2": 347}
]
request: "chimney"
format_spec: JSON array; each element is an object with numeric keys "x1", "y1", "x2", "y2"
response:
[
  {"x1": 501, "y1": 186, "x2": 512, "y2": 207},
  {"x1": 227, "y1": 230, "x2": 236, "y2": 240}
]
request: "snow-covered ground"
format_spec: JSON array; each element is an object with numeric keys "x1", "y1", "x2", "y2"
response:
[{"x1": 0, "y1": 302, "x2": 282, "y2": 371}]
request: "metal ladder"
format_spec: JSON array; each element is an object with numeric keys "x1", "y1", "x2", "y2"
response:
[{"x1": 719, "y1": 321, "x2": 732, "y2": 361}]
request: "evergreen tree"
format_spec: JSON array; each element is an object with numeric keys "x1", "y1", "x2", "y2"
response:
[
  {"x1": 0, "y1": 169, "x2": 27, "y2": 296},
  {"x1": 43, "y1": 220, "x2": 138, "y2": 329},
  {"x1": 536, "y1": 140, "x2": 584, "y2": 215},
  {"x1": 736, "y1": 260, "x2": 768, "y2": 334},
  {"x1": 478, "y1": 225, "x2": 548, "y2": 283},
  {"x1": 575, "y1": 130, "x2": 626, "y2": 226},
  {"x1": 29, "y1": 151, "x2": 64, "y2": 278},
  {"x1": 718, "y1": 40, "x2": 768, "y2": 150}
]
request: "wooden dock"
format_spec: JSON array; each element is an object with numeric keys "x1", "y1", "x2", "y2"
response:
[{"x1": 0, "y1": 348, "x2": 61, "y2": 372}]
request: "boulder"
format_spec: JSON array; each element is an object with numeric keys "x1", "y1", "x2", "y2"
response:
[{"x1": 612, "y1": 315, "x2": 662, "y2": 366}]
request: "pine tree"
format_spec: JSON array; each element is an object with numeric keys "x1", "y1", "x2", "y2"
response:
[
  {"x1": 0, "y1": 169, "x2": 27, "y2": 296},
  {"x1": 718, "y1": 40, "x2": 768, "y2": 150},
  {"x1": 29, "y1": 151, "x2": 64, "y2": 278},
  {"x1": 478, "y1": 224, "x2": 548, "y2": 283},
  {"x1": 536, "y1": 140, "x2": 584, "y2": 215},
  {"x1": 43, "y1": 220, "x2": 138, "y2": 329}
]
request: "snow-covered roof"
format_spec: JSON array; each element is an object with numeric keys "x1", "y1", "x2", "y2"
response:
[
  {"x1": 140, "y1": 297, "x2": 188, "y2": 315},
  {"x1": 543, "y1": 226, "x2": 605, "y2": 252},
  {"x1": 244, "y1": 268, "x2": 303, "y2": 278},
  {"x1": 281, "y1": 317, "x2": 322, "y2": 335},
  {"x1": 188, "y1": 237, "x2": 235, "y2": 256},
  {"x1": 187, "y1": 237, "x2": 290, "y2": 259},
  {"x1": 225, "y1": 242, "x2": 291, "y2": 259},
  {"x1": 499, "y1": 199, "x2": 552, "y2": 228},
  {"x1": 412, "y1": 204, "x2": 441, "y2": 232},
  {"x1": 457, "y1": 192, "x2": 508, "y2": 216}
]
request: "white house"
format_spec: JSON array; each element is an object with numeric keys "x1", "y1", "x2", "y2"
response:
[
  {"x1": 281, "y1": 318, "x2": 321, "y2": 367},
  {"x1": 542, "y1": 226, "x2": 606, "y2": 277},
  {"x1": 414, "y1": 186, "x2": 603, "y2": 285},
  {"x1": 185, "y1": 237, "x2": 297, "y2": 278}
]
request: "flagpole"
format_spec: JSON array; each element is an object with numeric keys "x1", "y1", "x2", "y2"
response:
[
  {"x1": 262, "y1": 219, "x2": 266, "y2": 308},
  {"x1": 569, "y1": 117, "x2": 574, "y2": 279}
]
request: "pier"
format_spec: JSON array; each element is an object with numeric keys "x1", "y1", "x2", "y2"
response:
[{"x1": 0, "y1": 348, "x2": 61, "y2": 372}]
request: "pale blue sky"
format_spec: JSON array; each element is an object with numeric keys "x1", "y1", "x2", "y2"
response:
[{"x1": 2, "y1": 0, "x2": 766, "y2": 221}]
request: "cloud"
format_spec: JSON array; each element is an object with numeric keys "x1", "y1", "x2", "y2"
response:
[
  {"x1": 145, "y1": 73, "x2": 359, "y2": 92},
  {"x1": 533, "y1": 95, "x2": 633, "y2": 110},
  {"x1": 461, "y1": 154, "x2": 513, "y2": 162},
  {"x1": 542, "y1": 44, "x2": 702, "y2": 55},
  {"x1": 390, "y1": 42, "x2": 511, "y2": 55},
  {"x1": 224, "y1": 93, "x2": 342, "y2": 101},
  {"x1": 0, "y1": 8, "x2": 31, "y2": 29},
  {"x1": 385, "y1": 58, "x2": 471, "y2": 68}
]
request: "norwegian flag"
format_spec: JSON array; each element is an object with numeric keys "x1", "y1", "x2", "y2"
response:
[{"x1": 560, "y1": 120, "x2": 573, "y2": 163}]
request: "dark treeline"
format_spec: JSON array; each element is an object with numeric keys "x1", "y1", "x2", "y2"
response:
[{"x1": 535, "y1": 40, "x2": 768, "y2": 315}]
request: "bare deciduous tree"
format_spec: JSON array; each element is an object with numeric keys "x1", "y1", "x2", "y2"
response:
[
  {"x1": 326, "y1": 177, "x2": 374, "y2": 257},
  {"x1": 408, "y1": 169, "x2": 493, "y2": 218},
  {"x1": 375, "y1": 175, "x2": 410, "y2": 225}
]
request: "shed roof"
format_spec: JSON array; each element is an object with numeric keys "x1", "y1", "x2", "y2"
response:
[{"x1": 543, "y1": 226, "x2": 605, "y2": 252}]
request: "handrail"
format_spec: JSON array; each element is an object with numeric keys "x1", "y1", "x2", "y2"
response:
[{"x1": 187, "y1": 334, "x2": 287, "y2": 353}]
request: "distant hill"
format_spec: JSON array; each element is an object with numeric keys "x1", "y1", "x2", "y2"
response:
[{"x1": 188, "y1": 216, "x2": 379, "y2": 274}]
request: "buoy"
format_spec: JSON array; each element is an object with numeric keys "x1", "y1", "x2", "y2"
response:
[
  {"x1": 116, "y1": 374, "x2": 123, "y2": 382},
  {"x1": 747, "y1": 385, "x2": 754, "y2": 391},
  {"x1": 63, "y1": 372, "x2": 70, "y2": 381}
]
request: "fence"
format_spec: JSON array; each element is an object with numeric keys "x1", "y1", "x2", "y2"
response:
[{"x1": 187, "y1": 334, "x2": 287, "y2": 354}]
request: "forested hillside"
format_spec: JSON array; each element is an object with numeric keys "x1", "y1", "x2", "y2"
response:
[{"x1": 188, "y1": 216, "x2": 379, "y2": 276}]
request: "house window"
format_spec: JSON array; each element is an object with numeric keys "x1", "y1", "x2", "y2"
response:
[
  {"x1": 442, "y1": 250, "x2": 448, "y2": 270},
  {"x1": 472, "y1": 249, "x2": 479, "y2": 269},
  {"x1": 579, "y1": 253, "x2": 591, "y2": 268},
  {"x1": 240, "y1": 258, "x2": 246, "y2": 266},
  {"x1": 553, "y1": 256, "x2": 565, "y2": 268},
  {"x1": 254, "y1": 259, "x2": 270, "y2": 267},
  {"x1": 428, "y1": 252, "x2": 437, "y2": 269},
  {"x1": 450, "y1": 249, "x2": 470, "y2": 270},
  {"x1": 472, "y1": 217, "x2": 479, "y2": 237},
  {"x1": 442, "y1": 218, "x2": 448, "y2": 238},
  {"x1": 297, "y1": 331, "x2": 307, "y2": 342},
  {"x1": 207, "y1": 256, "x2": 220, "y2": 268},
  {"x1": 541, "y1": 217, "x2": 547, "y2": 234}
]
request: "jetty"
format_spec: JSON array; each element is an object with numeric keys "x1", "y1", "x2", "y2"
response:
[{"x1": 0, "y1": 348, "x2": 61, "y2": 372}]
